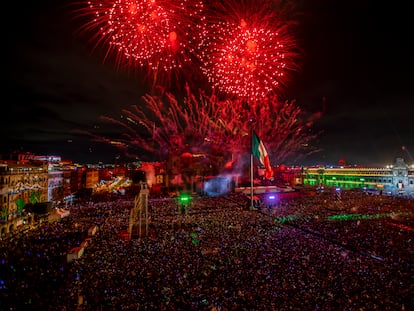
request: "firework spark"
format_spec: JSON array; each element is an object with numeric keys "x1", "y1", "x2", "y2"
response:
[
  {"x1": 93, "y1": 85, "x2": 236, "y2": 161},
  {"x1": 202, "y1": 0, "x2": 299, "y2": 101},
  {"x1": 87, "y1": 87, "x2": 321, "y2": 166},
  {"x1": 212, "y1": 94, "x2": 323, "y2": 164},
  {"x1": 75, "y1": 0, "x2": 207, "y2": 86}
]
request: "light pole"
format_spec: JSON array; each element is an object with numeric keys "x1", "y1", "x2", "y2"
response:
[{"x1": 249, "y1": 118, "x2": 255, "y2": 210}]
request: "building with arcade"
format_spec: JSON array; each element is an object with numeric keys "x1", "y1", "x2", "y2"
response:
[{"x1": 302, "y1": 157, "x2": 414, "y2": 197}]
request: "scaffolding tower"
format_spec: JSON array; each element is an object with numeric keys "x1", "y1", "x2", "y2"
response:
[{"x1": 128, "y1": 181, "x2": 149, "y2": 240}]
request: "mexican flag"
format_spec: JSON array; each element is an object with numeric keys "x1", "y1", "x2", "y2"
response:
[{"x1": 252, "y1": 131, "x2": 273, "y2": 179}]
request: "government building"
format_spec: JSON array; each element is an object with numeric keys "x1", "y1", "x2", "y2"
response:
[
  {"x1": 1, "y1": 150, "x2": 413, "y2": 239},
  {"x1": 301, "y1": 157, "x2": 414, "y2": 197}
]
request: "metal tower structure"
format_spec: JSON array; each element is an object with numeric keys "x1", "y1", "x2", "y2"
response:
[{"x1": 128, "y1": 181, "x2": 149, "y2": 240}]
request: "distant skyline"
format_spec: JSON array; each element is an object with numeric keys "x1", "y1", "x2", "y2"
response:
[{"x1": 3, "y1": 0, "x2": 414, "y2": 166}]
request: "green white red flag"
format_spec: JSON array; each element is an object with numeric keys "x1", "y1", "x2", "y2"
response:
[{"x1": 252, "y1": 131, "x2": 273, "y2": 180}]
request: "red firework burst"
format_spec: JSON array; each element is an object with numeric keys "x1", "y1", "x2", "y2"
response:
[
  {"x1": 202, "y1": 0, "x2": 299, "y2": 101},
  {"x1": 76, "y1": 0, "x2": 207, "y2": 85}
]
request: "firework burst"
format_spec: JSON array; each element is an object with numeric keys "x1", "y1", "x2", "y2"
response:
[
  {"x1": 202, "y1": 0, "x2": 299, "y2": 101},
  {"x1": 91, "y1": 85, "x2": 236, "y2": 161},
  {"x1": 85, "y1": 87, "x2": 321, "y2": 166},
  {"x1": 75, "y1": 0, "x2": 207, "y2": 86}
]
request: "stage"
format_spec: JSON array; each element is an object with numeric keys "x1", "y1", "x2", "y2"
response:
[{"x1": 234, "y1": 185, "x2": 294, "y2": 195}]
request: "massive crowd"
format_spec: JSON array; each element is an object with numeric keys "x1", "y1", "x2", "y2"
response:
[{"x1": 0, "y1": 189, "x2": 413, "y2": 310}]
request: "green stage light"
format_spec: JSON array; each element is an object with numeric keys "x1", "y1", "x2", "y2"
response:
[{"x1": 179, "y1": 193, "x2": 191, "y2": 205}]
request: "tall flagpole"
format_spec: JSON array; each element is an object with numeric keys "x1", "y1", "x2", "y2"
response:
[{"x1": 249, "y1": 119, "x2": 254, "y2": 210}]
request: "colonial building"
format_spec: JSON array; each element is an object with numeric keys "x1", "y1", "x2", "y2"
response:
[
  {"x1": 0, "y1": 160, "x2": 48, "y2": 236},
  {"x1": 47, "y1": 163, "x2": 64, "y2": 203},
  {"x1": 85, "y1": 168, "x2": 99, "y2": 189},
  {"x1": 302, "y1": 157, "x2": 414, "y2": 196}
]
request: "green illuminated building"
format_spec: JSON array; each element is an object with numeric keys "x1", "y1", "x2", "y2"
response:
[{"x1": 302, "y1": 157, "x2": 414, "y2": 197}]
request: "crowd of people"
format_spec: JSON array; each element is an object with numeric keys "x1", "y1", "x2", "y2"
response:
[{"x1": 0, "y1": 189, "x2": 413, "y2": 310}]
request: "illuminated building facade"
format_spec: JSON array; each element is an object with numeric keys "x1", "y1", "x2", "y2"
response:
[
  {"x1": 48, "y1": 164, "x2": 64, "y2": 203},
  {"x1": 302, "y1": 157, "x2": 414, "y2": 196},
  {"x1": 0, "y1": 160, "x2": 48, "y2": 236},
  {"x1": 85, "y1": 169, "x2": 99, "y2": 189}
]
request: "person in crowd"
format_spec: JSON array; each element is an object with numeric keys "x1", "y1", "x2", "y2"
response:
[{"x1": 0, "y1": 190, "x2": 412, "y2": 310}]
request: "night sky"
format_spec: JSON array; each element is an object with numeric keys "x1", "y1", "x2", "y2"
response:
[{"x1": 3, "y1": 0, "x2": 413, "y2": 166}]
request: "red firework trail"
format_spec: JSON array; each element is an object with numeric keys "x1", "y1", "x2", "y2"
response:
[
  {"x1": 202, "y1": 0, "x2": 300, "y2": 101},
  {"x1": 74, "y1": 0, "x2": 207, "y2": 86}
]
